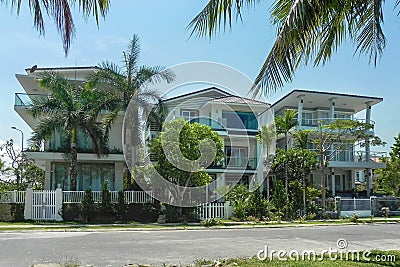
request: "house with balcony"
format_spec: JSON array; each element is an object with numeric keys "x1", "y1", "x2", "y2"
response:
[
  {"x1": 14, "y1": 66, "x2": 126, "y2": 192},
  {"x1": 158, "y1": 87, "x2": 269, "y2": 192},
  {"x1": 271, "y1": 89, "x2": 386, "y2": 197},
  {"x1": 14, "y1": 66, "x2": 270, "y2": 194}
]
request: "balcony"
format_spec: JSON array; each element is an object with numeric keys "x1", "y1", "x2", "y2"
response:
[
  {"x1": 299, "y1": 117, "x2": 375, "y2": 127},
  {"x1": 310, "y1": 149, "x2": 387, "y2": 169},
  {"x1": 15, "y1": 93, "x2": 48, "y2": 107},
  {"x1": 209, "y1": 157, "x2": 257, "y2": 170},
  {"x1": 190, "y1": 117, "x2": 226, "y2": 131}
]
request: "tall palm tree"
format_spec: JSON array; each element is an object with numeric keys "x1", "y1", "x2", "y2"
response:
[
  {"x1": 29, "y1": 72, "x2": 115, "y2": 190},
  {"x1": 87, "y1": 35, "x2": 175, "y2": 190},
  {"x1": 1, "y1": 0, "x2": 110, "y2": 55},
  {"x1": 275, "y1": 109, "x2": 297, "y2": 219},
  {"x1": 256, "y1": 123, "x2": 276, "y2": 199},
  {"x1": 189, "y1": 0, "x2": 396, "y2": 96}
]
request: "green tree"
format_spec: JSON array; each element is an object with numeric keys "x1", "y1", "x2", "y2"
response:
[
  {"x1": 189, "y1": 0, "x2": 397, "y2": 96},
  {"x1": 87, "y1": 35, "x2": 174, "y2": 190},
  {"x1": 275, "y1": 109, "x2": 297, "y2": 218},
  {"x1": 81, "y1": 187, "x2": 95, "y2": 222},
  {"x1": 271, "y1": 147, "x2": 318, "y2": 218},
  {"x1": 0, "y1": 139, "x2": 44, "y2": 190},
  {"x1": 1, "y1": 0, "x2": 110, "y2": 55},
  {"x1": 101, "y1": 180, "x2": 114, "y2": 216},
  {"x1": 148, "y1": 118, "x2": 224, "y2": 206},
  {"x1": 256, "y1": 123, "x2": 276, "y2": 199},
  {"x1": 29, "y1": 72, "x2": 113, "y2": 190},
  {"x1": 375, "y1": 134, "x2": 400, "y2": 196},
  {"x1": 309, "y1": 119, "x2": 383, "y2": 214}
]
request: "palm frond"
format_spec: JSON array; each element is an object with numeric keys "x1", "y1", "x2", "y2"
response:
[{"x1": 187, "y1": 0, "x2": 261, "y2": 38}]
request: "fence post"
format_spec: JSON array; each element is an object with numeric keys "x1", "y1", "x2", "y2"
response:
[
  {"x1": 224, "y1": 201, "x2": 233, "y2": 220},
  {"x1": 55, "y1": 186, "x2": 63, "y2": 221},
  {"x1": 23, "y1": 185, "x2": 33, "y2": 220}
]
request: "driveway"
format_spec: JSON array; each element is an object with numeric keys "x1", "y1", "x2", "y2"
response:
[{"x1": 0, "y1": 223, "x2": 399, "y2": 266}]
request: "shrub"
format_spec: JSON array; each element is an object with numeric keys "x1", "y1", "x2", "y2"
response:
[
  {"x1": 349, "y1": 213, "x2": 360, "y2": 223},
  {"x1": 200, "y1": 218, "x2": 221, "y2": 226},
  {"x1": 81, "y1": 188, "x2": 95, "y2": 222},
  {"x1": 100, "y1": 181, "x2": 114, "y2": 217},
  {"x1": 115, "y1": 190, "x2": 127, "y2": 221}
]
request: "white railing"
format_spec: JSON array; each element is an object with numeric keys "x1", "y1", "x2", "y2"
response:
[
  {"x1": 63, "y1": 191, "x2": 154, "y2": 204},
  {"x1": 299, "y1": 117, "x2": 375, "y2": 127},
  {"x1": 0, "y1": 191, "x2": 25, "y2": 203},
  {"x1": 124, "y1": 191, "x2": 154, "y2": 203},
  {"x1": 197, "y1": 202, "x2": 228, "y2": 220}
]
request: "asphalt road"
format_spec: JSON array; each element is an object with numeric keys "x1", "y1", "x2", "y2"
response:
[{"x1": 0, "y1": 224, "x2": 399, "y2": 267}]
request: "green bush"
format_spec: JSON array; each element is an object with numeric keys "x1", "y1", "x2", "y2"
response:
[
  {"x1": 200, "y1": 218, "x2": 221, "y2": 226},
  {"x1": 101, "y1": 181, "x2": 114, "y2": 216},
  {"x1": 115, "y1": 190, "x2": 127, "y2": 221},
  {"x1": 81, "y1": 188, "x2": 95, "y2": 222}
]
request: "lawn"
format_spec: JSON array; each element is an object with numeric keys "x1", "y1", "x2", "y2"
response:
[{"x1": 195, "y1": 250, "x2": 400, "y2": 267}]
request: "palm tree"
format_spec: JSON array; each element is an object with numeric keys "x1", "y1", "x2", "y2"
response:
[
  {"x1": 1, "y1": 0, "x2": 110, "y2": 55},
  {"x1": 189, "y1": 0, "x2": 395, "y2": 96},
  {"x1": 275, "y1": 109, "x2": 297, "y2": 219},
  {"x1": 256, "y1": 123, "x2": 276, "y2": 199},
  {"x1": 87, "y1": 35, "x2": 175, "y2": 190},
  {"x1": 29, "y1": 72, "x2": 115, "y2": 190},
  {"x1": 293, "y1": 130, "x2": 312, "y2": 215}
]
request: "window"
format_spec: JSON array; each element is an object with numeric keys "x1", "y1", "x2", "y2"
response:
[
  {"x1": 302, "y1": 112, "x2": 313, "y2": 126},
  {"x1": 51, "y1": 162, "x2": 115, "y2": 191},
  {"x1": 222, "y1": 111, "x2": 258, "y2": 130},
  {"x1": 225, "y1": 147, "x2": 248, "y2": 167},
  {"x1": 181, "y1": 110, "x2": 198, "y2": 121}
]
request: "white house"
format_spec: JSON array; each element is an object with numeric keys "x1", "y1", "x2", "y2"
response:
[
  {"x1": 271, "y1": 89, "x2": 386, "y2": 197},
  {"x1": 14, "y1": 66, "x2": 386, "y2": 198},
  {"x1": 14, "y1": 66, "x2": 126, "y2": 191}
]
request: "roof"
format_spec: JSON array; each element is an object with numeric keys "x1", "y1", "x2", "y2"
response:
[
  {"x1": 209, "y1": 95, "x2": 268, "y2": 105},
  {"x1": 163, "y1": 87, "x2": 232, "y2": 102},
  {"x1": 25, "y1": 66, "x2": 99, "y2": 73},
  {"x1": 272, "y1": 89, "x2": 383, "y2": 113}
]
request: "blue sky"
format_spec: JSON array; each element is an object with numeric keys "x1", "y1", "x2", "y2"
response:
[{"x1": 0, "y1": 1, "x2": 399, "y2": 152}]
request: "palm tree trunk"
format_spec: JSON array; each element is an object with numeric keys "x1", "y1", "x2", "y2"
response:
[
  {"x1": 284, "y1": 132, "x2": 289, "y2": 220},
  {"x1": 70, "y1": 127, "x2": 78, "y2": 191},
  {"x1": 302, "y1": 174, "x2": 306, "y2": 216}
]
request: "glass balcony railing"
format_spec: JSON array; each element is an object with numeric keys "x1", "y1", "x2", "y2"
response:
[
  {"x1": 15, "y1": 93, "x2": 49, "y2": 106},
  {"x1": 208, "y1": 157, "x2": 257, "y2": 169},
  {"x1": 190, "y1": 117, "x2": 226, "y2": 131},
  {"x1": 299, "y1": 117, "x2": 375, "y2": 127},
  {"x1": 309, "y1": 149, "x2": 386, "y2": 162}
]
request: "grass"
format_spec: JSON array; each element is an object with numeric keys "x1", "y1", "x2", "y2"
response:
[
  {"x1": 195, "y1": 250, "x2": 400, "y2": 267},
  {"x1": 0, "y1": 216, "x2": 399, "y2": 232}
]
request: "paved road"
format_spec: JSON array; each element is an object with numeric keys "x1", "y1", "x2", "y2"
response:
[{"x1": 0, "y1": 224, "x2": 399, "y2": 267}]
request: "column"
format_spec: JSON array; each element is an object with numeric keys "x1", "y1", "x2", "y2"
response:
[
  {"x1": 23, "y1": 185, "x2": 33, "y2": 220},
  {"x1": 365, "y1": 102, "x2": 372, "y2": 197},
  {"x1": 55, "y1": 186, "x2": 63, "y2": 221},
  {"x1": 331, "y1": 168, "x2": 336, "y2": 196},
  {"x1": 297, "y1": 95, "x2": 304, "y2": 126},
  {"x1": 330, "y1": 98, "x2": 336, "y2": 121}
]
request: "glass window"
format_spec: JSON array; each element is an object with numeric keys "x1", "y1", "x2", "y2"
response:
[
  {"x1": 181, "y1": 110, "x2": 198, "y2": 121},
  {"x1": 222, "y1": 111, "x2": 258, "y2": 130},
  {"x1": 51, "y1": 162, "x2": 115, "y2": 191}
]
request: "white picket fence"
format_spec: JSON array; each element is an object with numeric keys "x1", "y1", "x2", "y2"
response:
[
  {"x1": 0, "y1": 190, "x2": 154, "y2": 204},
  {"x1": 63, "y1": 191, "x2": 154, "y2": 203},
  {"x1": 0, "y1": 191, "x2": 25, "y2": 203},
  {"x1": 197, "y1": 202, "x2": 232, "y2": 220}
]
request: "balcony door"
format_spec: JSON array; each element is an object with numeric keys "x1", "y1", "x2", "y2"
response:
[{"x1": 225, "y1": 147, "x2": 248, "y2": 167}]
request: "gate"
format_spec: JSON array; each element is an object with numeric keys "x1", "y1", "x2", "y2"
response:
[
  {"x1": 24, "y1": 188, "x2": 63, "y2": 221},
  {"x1": 32, "y1": 191, "x2": 57, "y2": 220}
]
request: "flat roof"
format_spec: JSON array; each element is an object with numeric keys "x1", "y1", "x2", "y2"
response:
[{"x1": 272, "y1": 89, "x2": 383, "y2": 113}]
